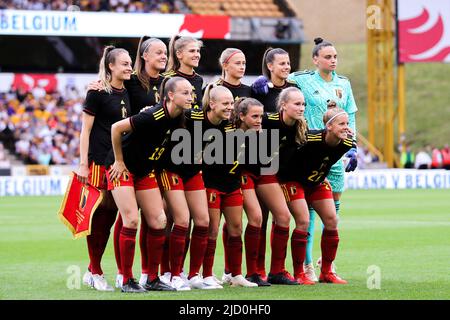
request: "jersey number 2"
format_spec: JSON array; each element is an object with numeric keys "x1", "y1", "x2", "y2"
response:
[{"x1": 229, "y1": 161, "x2": 239, "y2": 174}]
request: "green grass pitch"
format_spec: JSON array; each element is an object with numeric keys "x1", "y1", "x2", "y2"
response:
[{"x1": 1, "y1": 189, "x2": 449, "y2": 300}]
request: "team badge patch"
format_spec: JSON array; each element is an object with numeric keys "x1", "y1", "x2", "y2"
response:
[
  {"x1": 335, "y1": 88, "x2": 343, "y2": 99},
  {"x1": 290, "y1": 185, "x2": 297, "y2": 195},
  {"x1": 171, "y1": 175, "x2": 180, "y2": 186},
  {"x1": 209, "y1": 192, "x2": 217, "y2": 203}
]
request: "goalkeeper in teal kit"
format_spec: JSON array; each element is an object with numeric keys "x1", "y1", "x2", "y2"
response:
[{"x1": 288, "y1": 37, "x2": 358, "y2": 282}]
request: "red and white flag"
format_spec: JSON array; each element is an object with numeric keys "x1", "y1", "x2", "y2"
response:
[{"x1": 58, "y1": 172, "x2": 103, "y2": 239}]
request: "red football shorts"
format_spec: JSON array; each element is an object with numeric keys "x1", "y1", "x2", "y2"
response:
[
  {"x1": 88, "y1": 162, "x2": 107, "y2": 190},
  {"x1": 281, "y1": 181, "x2": 333, "y2": 203},
  {"x1": 206, "y1": 188, "x2": 243, "y2": 210},
  {"x1": 241, "y1": 171, "x2": 279, "y2": 190},
  {"x1": 106, "y1": 169, "x2": 159, "y2": 191},
  {"x1": 158, "y1": 170, "x2": 205, "y2": 191}
]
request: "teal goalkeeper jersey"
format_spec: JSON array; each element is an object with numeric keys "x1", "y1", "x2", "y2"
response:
[{"x1": 288, "y1": 70, "x2": 358, "y2": 135}]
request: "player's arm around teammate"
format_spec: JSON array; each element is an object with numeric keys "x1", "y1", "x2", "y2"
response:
[
  {"x1": 77, "y1": 46, "x2": 132, "y2": 292},
  {"x1": 106, "y1": 77, "x2": 192, "y2": 293}
]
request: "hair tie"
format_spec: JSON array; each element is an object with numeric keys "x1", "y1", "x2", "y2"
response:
[
  {"x1": 223, "y1": 51, "x2": 241, "y2": 64},
  {"x1": 326, "y1": 111, "x2": 347, "y2": 126}
]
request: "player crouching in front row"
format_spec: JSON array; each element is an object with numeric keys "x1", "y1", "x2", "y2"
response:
[{"x1": 277, "y1": 103, "x2": 355, "y2": 284}]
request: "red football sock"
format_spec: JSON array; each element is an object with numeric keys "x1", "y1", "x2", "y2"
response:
[
  {"x1": 228, "y1": 235, "x2": 243, "y2": 277},
  {"x1": 257, "y1": 223, "x2": 267, "y2": 276},
  {"x1": 87, "y1": 208, "x2": 116, "y2": 275},
  {"x1": 222, "y1": 223, "x2": 230, "y2": 274},
  {"x1": 291, "y1": 229, "x2": 308, "y2": 277},
  {"x1": 147, "y1": 227, "x2": 166, "y2": 281},
  {"x1": 181, "y1": 224, "x2": 191, "y2": 271},
  {"x1": 119, "y1": 226, "x2": 137, "y2": 285},
  {"x1": 270, "y1": 224, "x2": 289, "y2": 275},
  {"x1": 321, "y1": 229, "x2": 339, "y2": 274},
  {"x1": 188, "y1": 225, "x2": 208, "y2": 279},
  {"x1": 170, "y1": 224, "x2": 188, "y2": 277},
  {"x1": 113, "y1": 214, "x2": 123, "y2": 274},
  {"x1": 270, "y1": 221, "x2": 275, "y2": 247},
  {"x1": 202, "y1": 238, "x2": 217, "y2": 278},
  {"x1": 139, "y1": 213, "x2": 149, "y2": 274},
  {"x1": 244, "y1": 224, "x2": 261, "y2": 277},
  {"x1": 160, "y1": 232, "x2": 171, "y2": 275}
]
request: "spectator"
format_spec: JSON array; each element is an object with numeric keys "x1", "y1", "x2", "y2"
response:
[
  {"x1": 400, "y1": 144, "x2": 415, "y2": 169},
  {"x1": 31, "y1": 83, "x2": 46, "y2": 100},
  {"x1": 275, "y1": 20, "x2": 290, "y2": 40},
  {"x1": 415, "y1": 148, "x2": 432, "y2": 169},
  {"x1": 430, "y1": 145, "x2": 443, "y2": 169},
  {"x1": 0, "y1": 142, "x2": 6, "y2": 160},
  {"x1": 440, "y1": 144, "x2": 450, "y2": 170},
  {"x1": 356, "y1": 144, "x2": 374, "y2": 169}
]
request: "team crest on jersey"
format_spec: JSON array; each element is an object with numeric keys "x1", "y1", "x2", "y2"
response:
[
  {"x1": 171, "y1": 175, "x2": 180, "y2": 186},
  {"x1": 153, "y1": 87, "x2": 160, "y2": 103},
  {"x1": 335, "y1": 88, "x2": 343, "y2": 99},
  {"x1": 121, "y1": 105, "x2": 128, "y2": 119},
  {"x1": 209, "y1": 192, "x2": 217, "y2": 203},
  {"x1": 290, "y1": 185, "x2": 297, "y2": 195}
]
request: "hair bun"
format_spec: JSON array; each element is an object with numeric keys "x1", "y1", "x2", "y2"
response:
[
  {"x1": 327, "y1": 99, "x2": 337, "y2": 109},
  {"x1": 314, "y1": 37, "x2": 324, "y2": 45}
]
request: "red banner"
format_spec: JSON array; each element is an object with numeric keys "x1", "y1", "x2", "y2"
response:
[
  {"x1": 12, "y1": 73, "x2": 58, "y2": 93},
  {"x1": 58, "y1": 173, "x2": 103, "y2": 239},
  {"x1": 398, "y1": 0, "x2": 450, "y2": 63},
  {"x1": 179, "y1": 15, "x2": 230, "y2": 39}
]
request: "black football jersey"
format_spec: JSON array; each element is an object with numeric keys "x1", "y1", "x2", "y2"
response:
[
  {"x1": 163, "y1": 70, "x2": 204, "y2": 110},
  {"x1": 240, "y1": 130, "x2": 274, "y2": 177},
  {"x1": 260, "y1": 111, "x2": 299, "y2": 175},
  {"x1": 104, "y1": 103, "x2": 181, "y2": 177},
  {"x1": 217, "y1": 79, "x2": 252, "y2": 101},
  {"x1": 125, "y1": 73, "x2": 163, "y2": 115},
  {"x1": 160, "y1": 109, "x2": 234, "y2": 182},
  {"x1": 83, "y1": 88, "x2": 131, "y2": 165},
  {"x1": 278, "y1": 129, "x2": 356, "y2": 187},
  {"x1": 252, "y1": 80, "x2": 297, "y2": 112},
  {"x1": 202, "y1": 122, "x2": 242, "y2": 193}
]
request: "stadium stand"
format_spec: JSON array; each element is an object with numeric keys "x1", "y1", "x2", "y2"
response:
[
  {"x1": 185, "y1": 0, "x2": 293, "y2": 18},
  {"x1": 0, "y1": 87, "x2": 82, "y2": 165},
  {"x1": 0, "y1": 0, "x2": 191, "y2": 14}
]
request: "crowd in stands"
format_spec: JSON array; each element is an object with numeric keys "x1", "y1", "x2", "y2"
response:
[
  {"x1": 1, "y1": 85, "x2": 449, "y2": 170},
  {"x1": 0, "y1": 85, "x2": 83, "y2": 166},
  {"x1": 400, "y1": 144, "x2": 450, "y2": 170},
  {"x1": 0, "y1": 0, "x2": 190, "y2": 14},
  {"x1": 0, "y1": 142, "x2": 10, "y2": 168}
]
